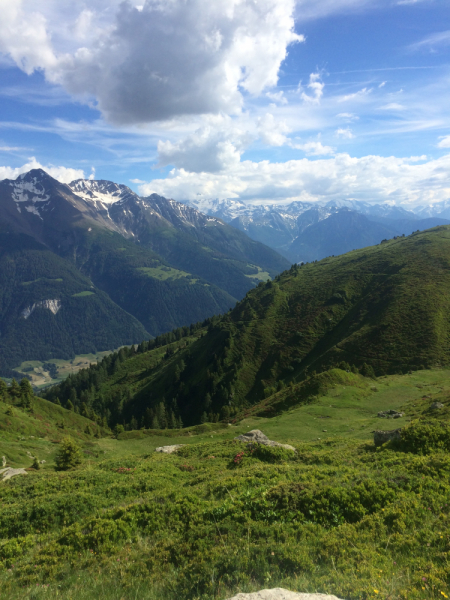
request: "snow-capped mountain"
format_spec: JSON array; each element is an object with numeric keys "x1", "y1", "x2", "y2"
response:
[
  {"x1": 180, "y1": 195, "x2": 449, "y2": 262},
  {"x1": 0, "y1": 168, "x2": 289, "y2": 374}
]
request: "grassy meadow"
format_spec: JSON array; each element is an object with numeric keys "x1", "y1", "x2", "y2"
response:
[{"x1": 2, "y1": 368, "x2": 450, "y2": 599}]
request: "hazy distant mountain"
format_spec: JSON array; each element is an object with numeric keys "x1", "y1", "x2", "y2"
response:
[
  {"x1": 182, "y1": 196, "x2": 450, "y2": 262},
  {"x1": 0, "y1": 170, "x2": 289, "y2": 374}
]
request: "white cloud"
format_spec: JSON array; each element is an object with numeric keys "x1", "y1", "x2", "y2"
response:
[
  {"x1": 138, "y1": 153, "x2": 450, "y2": 208},
  {"x1": 157, "y1": 123, "x2": 248, "y2": 173},
  {"x1": 337, "y1": 112, "x2": 359, "y2": 122},
  {"x1": 379, "y1": 81, "x2": 386, "y2": 88},
  {"x1": 438, "y1": 136, "x2": 450, "y2": 149},
  {"x1": 335, "y1": 128, "x2": 354, "y2": 139},
  {"x1": 300, "y1": 73, "x2": 325, "y2": 104},
  {"x1": 339, "y1": 87, "x2": 372, "y2": 102},
  {"x1": 0, "y1": 145, "x2": 25, "y2": 151},
  {"x1": 409, "y1": 30, "x2": 450, "y2": 52},
  {"x1": 0, "y1": 157, "x2": 84, "y2": 183},
  {"x1": 293, "y1": 141, "x2": 335, "y2": 155},
  {"x1": 0, "y1": 0, "x2": 302, "y2": 124},
  {"x1": 379, "y1": 103, "x2": 406, "y2": 110},
  {"x1": 266, "y1": 91, "x2": 288, "y2": 105},
  {"x1": 257, "y1": 113, "x2": 291, "y2": 147}
]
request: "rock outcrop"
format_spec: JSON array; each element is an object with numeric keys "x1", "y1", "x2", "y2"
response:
[
  {"x1": 226, "y1": 589, "x2": 344, "y2": 600},
  {"x1": 0, "y1": 467, "x2": 28, "y2": 482},
  {"x1": 155, "y1": 445, "x2": 184, "y2": 454},
  {"x1": 378, "y1": 410, "x2": 403, "y2": 419},
  {"x1": 373, "y1": 429, "x2": 402, "y2": 447},
  {"x1": 235, "y1": 430, "x2": 296, "y2": 452}
]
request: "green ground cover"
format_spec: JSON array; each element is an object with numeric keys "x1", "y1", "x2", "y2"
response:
[{"x1": 2, "y1": 368, "x2": 450, "y2": 600}]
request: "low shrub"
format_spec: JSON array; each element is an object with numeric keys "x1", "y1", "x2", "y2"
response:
[{"x1": 395, "y1": 420, "x2": 450, "y2": 454}]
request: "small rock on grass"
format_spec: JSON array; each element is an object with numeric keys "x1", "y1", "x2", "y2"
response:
[
  {"x1": 235, "y1": 430, "x2": 296, "y2": 452},
  {"x1": 155, "y1": 445, "x2": 185, "y2": 454},
  {"x1": 0, "y1": 467, "x2": 28, "y2": 482},
  {"x1": 226, "y1": 589, "x2": 345, "y2": 600}
]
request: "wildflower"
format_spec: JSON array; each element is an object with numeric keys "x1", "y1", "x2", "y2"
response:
[
  {"x1": 374, "y1": 590, "x2": 379, "y2": 594},
  {"x1": 441, "y1": 593, "x2": 448, "y2": 598},
  {"x1": 422, "y1": 577, "x2": 427, "y2": 582}
]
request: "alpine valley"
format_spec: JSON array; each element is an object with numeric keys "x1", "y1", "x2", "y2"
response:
[{"x1": 0, "y1": 169, "x2": 288, "y2": 376}]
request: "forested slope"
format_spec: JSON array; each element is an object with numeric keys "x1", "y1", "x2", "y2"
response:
[{"x1": 44, "y1": 226, "x2": 450, "y2": 429}]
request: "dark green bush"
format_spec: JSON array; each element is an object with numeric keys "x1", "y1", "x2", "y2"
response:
[
  {"x1": 395, "y1": 420, "x2": 450, "y2": 455},
  {"x1": 251, "y1": 444, "x2": 295, "y2": 463}
]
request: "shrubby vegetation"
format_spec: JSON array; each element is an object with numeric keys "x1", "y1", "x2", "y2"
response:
[{"x1": 2, "y1": 430, "x2": 450, "y2": 599}]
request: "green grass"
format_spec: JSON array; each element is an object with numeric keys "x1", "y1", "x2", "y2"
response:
[
  {"x1": 72, "y1": 291, "x2": 95, "y2": 298},
  {"x1": 21, "y1": 278, "x2": 63, "y2": 286},
  {"x1": 244, "y1": 265, "x2": 271, "y2": 282},
  {"x1": 137, "y1": 266, "x2": 197, "y2": 283},
  {"x1": 3, "y1": 369, "x2": 450, "y2": 599}
]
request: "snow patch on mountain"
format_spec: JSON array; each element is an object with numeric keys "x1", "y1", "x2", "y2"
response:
[{"x1": 69, "y1": 179, "x2": 137, "y2": 205}]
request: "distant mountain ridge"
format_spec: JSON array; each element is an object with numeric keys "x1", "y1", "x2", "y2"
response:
[
  {"x1": 0, "y1": 169, "x2": 289, "y2": 374},
  {"x1": 182, "y1": 196, "x2": 450, "y2": 262}
]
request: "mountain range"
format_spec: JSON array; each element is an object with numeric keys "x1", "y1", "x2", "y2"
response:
[
  {"x1": 0, "y1": 169, "x2": 288, "y2": 375},
  {"x1": 183, "y1": 196, "x2": 450, "y2": 262}
]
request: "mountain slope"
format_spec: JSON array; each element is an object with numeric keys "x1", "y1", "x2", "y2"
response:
[
  {"x1": 0, "y1": 229, "x2": 148, "y2": 374},
  {"x1": 0, "y1": 170, "x2": 290, "y2": 371},
  {"x1": 288, "y1": 210, "x2": 399, "y2": 262},
  {"x1": 44, "y1": 225, "x2": 450, "y2": 428}
]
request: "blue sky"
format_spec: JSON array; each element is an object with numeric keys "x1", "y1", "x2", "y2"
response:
[{"x1": 0, "y1": 0, "x2": 449, "y2": 208}]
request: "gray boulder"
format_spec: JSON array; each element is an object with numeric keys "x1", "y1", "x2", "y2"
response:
[
  {"x1": 430, "y1": 402, "x2": 444, "y2": 410},
  {"x1": 378, "y1": 410, "x2": 403, "y2": 419},
  {"x1": 235, "y1": 430, "x2": 296, "y2": 452},
  {"x1": 374, "y1": 429, "x2": 402, "y2": 447},
  {"x1": 0, "y1": 467, "x2": 28, "y2": 482},
  {"x1": 155, "y1": 445, "x2": 184, "y2": 454},
  {"x1": 226, "y1": 589, "x2": 344, "y2": 600}
]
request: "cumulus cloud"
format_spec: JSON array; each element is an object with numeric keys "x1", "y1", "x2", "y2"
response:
[
  {"x1": 300, "y1": 73, "x2": 325, "y2": 104},
  {"x1": 335, "y1": 128, "x2": 354, "y2": 139},
  {"x1": 266, "y1": 91, "x2": 288, "y2": 105},
  {"x1": 257, "y1": 113, "x2": 291, "y2": 147},
  {"x1": 157, "y1": 123, "x2": 249, "y2": 173},
  {"x1": 0, "y1": 158, "x2": 84, "y2": 183},
  {"x1": 138, "y1": 153, "x2": 450, "y2": 208},
  {"x1": 293, "y1": 141, "x2": 335, "y2": 155},
  {"x1": 0, "y1": 0, "x2": 302, "y2": 124},
  {"x1": 438, "y1": 136, "x2": 450, "y2": 149}
]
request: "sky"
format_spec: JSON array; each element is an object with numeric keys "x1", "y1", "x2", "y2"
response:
[{"x1": 0, "y1": 0, "x2": 449, "y2": 208}]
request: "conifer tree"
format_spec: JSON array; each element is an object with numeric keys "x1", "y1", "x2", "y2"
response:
[
  {"x1": 9, "y1": 379, "x2": 20, "y2": 401},
  {"x1": 55, "y1": 438, "x2": 83, "y2": 471},
  {"x1": 20, "y1": 379, "x2": 33, "y2": 409}
]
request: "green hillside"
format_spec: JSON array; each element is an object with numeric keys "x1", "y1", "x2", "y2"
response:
[
  {"x1": 0, "y1": 231, "x2": 148, "y2": 375},
  {"x1": 71, "y1": 228, "x2": 237, "y2": 336},
  {"x1": 43, "y1": 225, "x2": 450, "y2": 429},
  {"x1": 3, "y1": 367, "x2": 450, "y2": 599}
]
